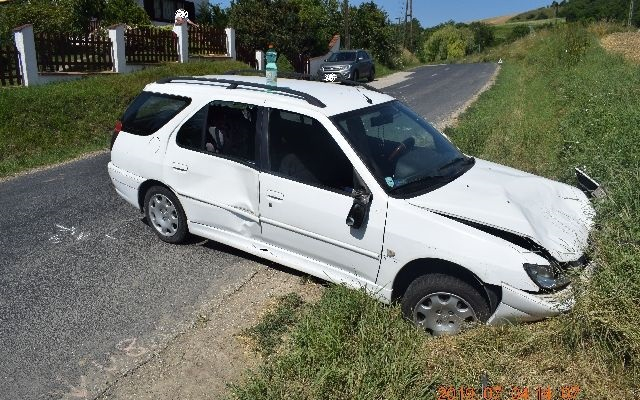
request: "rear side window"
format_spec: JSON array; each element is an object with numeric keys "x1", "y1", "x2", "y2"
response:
[{"x1": 121, "y1": 92, "x2": 190, "y2": 136}]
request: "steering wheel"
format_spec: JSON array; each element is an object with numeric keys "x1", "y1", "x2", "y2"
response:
[{"x1": 387, "y1": 137, "x2": 415, "y2": 162}]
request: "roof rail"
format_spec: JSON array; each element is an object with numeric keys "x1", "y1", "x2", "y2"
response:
[
  {"x1": 155, "y1": 76, "x2": 326, "y2": 108},
  {"x1": 223, "y1": 69, "x2": 383, "y2": 93}
]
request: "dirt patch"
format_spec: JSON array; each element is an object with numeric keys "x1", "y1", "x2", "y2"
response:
[
  {"x1": 97, "y1": 263, "x2": 325, "y2": 400},
  {"x1": 601, "y1": 31, "x2": 640, "y2": 63}
]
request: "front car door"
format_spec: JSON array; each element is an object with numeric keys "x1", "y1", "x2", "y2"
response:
[{"x1": 258, "y1": 108, "x2": 386, "y2": 285}]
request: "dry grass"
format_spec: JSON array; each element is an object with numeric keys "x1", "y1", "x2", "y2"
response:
[
  {"x1": 601, "y1": 31, "x2": 640, "y2": 63},
  {"x1": 479, "y1": 14, "x2": 516, "y2": 25}
]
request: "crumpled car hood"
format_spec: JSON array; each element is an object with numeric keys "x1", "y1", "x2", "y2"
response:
[{"x1": 406, "y1": 159, "x2": 595, "y2": 262}]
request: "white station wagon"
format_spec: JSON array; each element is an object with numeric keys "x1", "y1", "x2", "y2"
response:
[{"x1": 108, "y1": 75, "x2": 597, "y2": 335}]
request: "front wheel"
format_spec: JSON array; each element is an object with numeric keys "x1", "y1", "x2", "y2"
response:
[
  {"x1": 352, "y1": 70, "x2": 359, "y2": 82},
  {"x1": 143, "y1": 186, "x2": 188, "y2": 244},
  {"x1": 401, "y1": 273, "x2": 490, "y2": 336}
]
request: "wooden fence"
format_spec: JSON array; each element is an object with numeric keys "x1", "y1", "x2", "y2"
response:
[
  {"x1": 188, "y1": 26, "x2": 226, "y2": 55},
  {"x1": 0, "y1": 42, "x2": 22, "y2": 86},
  {"x1": 125, "y1": 27, "x2": 178, "y2": 63},
  {"x1": 290, "y1": 54, "x2": 311, "y2": 74},
  {"x1": 236, "y1": 45, "x2": 257, "y2": 69},
  {"x1": 34, "y1": 32, "x2": 113, "y2": 73}
]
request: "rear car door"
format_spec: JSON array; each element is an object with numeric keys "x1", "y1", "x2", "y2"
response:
[
  {"x1": 163, "y1": 101, "x2": 261, "y2": 240},
  {"x1": 258, "y1": 108, "x2": 386, "y2": 284}
]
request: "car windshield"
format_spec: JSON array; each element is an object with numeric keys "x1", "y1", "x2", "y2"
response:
[
  {"x1": 331, "y1": 101, "x2": 474, "y2": 197},
  {"x1": 327, "y1": 52, "x2": 357, "y2": 62}
]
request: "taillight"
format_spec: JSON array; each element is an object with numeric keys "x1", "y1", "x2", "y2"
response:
[{"x1": 110, "y1": 120, "x2": 122, "y2": 150}]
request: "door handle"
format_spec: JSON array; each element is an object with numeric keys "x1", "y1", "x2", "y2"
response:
[
  {"x1": 172, "y1": 162, "x2": 188, "y2": 172},
  {"x1": 265, "y1": 190, "x2": 284, "y2": 201}
]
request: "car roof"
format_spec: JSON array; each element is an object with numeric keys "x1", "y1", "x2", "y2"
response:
[{"x1": 144, "y1": 75, "x2": 393, "y2": 116}]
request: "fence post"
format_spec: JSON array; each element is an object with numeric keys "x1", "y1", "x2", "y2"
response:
[
  {"x1": 173, "y1": 24, "x2": 188, "y2": 63},
  {"x1": 225, "y1": 28, "x2": 236, "y2": 60},
  {"x1": 13, "y1": 24, "x2": 39, "y2": 86},
  {"x1": 108, "y1": 24, "x2": 126, "y2": 73},
  {"x1": 255, "y1": 50, "x2": 264, "y2": 70}
]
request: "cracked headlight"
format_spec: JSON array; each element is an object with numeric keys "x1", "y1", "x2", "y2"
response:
[{"x1": 523, "y1": 263, "x2": 571, "y2": 291}]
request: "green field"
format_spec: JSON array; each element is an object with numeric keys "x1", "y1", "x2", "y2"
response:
[
  {"x1": 0, "y1": 60, "x2": 247, "y2": 177},
  {"x1": 231, "y1": 24, "x2": 640, "y2": 399}
]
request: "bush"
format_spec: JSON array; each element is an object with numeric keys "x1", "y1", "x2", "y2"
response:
[
  {"x1": 507, "y1": 24, "x2": 531, "y2": 42},
  {"x1": 423, "y1": 25, "x2": 473, "y2": 61}
]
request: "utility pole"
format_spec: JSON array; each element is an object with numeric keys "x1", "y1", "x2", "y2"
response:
[
  {"x1": 403, "y1": 0, "x2": 413, "y2": 49},
  {"x1": 342, "y1": 0, "x2": 350, "y2": 49},
  {"x1": 629, "y1": 0, "x2": 635, "y2": 27}
]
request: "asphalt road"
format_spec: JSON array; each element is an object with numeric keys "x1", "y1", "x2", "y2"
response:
[
  {"x1": 0, "y1": 62, "x2": 497, "y2": 400},
  {"x1": 382, "y1": 63, "x2": 498, "y2": 125}
]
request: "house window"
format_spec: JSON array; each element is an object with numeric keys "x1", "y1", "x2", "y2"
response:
[{"x1": 146, "y1": 0, "x2": 196, "y2": 23}]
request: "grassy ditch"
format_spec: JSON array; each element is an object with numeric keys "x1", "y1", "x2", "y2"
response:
[
  {"x1": 0, "y1": 60, "x2": 246, "y2": 178},
  {"x1": 231, "y1": 24, "x2": 640, "y2": 399}
]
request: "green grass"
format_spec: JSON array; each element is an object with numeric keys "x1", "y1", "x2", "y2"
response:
[
  {"x1": 0, "y1": 60, "x2": 247, "y2": 178},
  {"x1": 244, "y1": 293, "x2": 305, "y2": 357},
  {"x1": 230, "y1": 24, "x2": 640, "y2": 399}
]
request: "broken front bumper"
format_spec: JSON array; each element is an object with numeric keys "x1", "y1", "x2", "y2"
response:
[{"x1": 487, "y1": 262, "x2": 596, "y2": 325}]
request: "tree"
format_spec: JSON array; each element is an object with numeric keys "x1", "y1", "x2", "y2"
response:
[
  {"x1": 347, "y1": 2, "x2": 399, "y2": 67},
  {"x1": 422, "y1": 24, "x2": 473, "y2": 61},
  {"x1": 468, "y1": 22, "x2": 495, "y2": 52},
  {"x1": 197, "y1": 1, "x2": 229, "y2": 28},
  {"x1": 102, "y1": 0, "x2": 150, "y2": 27},
  {"x1": 559, "y1": 0, "x2": 638, "y2": 26}
]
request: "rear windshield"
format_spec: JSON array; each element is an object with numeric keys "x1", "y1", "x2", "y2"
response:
[{"x1": 121, "y1": 92, "x2": 190, "y2": 136}]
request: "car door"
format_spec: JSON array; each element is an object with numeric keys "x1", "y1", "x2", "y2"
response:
[
  {"x1": 357, "y1": 50, "x2": 371, "y2": 77},
  {"x1": 258, "y1": 108, "x2": 385, "y2": 284},
  {"x1": 163, "y1": 101, "x2": 261, "y2": 240}
]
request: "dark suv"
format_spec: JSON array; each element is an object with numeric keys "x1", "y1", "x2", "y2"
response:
[{"x1": 318, "y1": 49, "x2": 375, "y2": 82}]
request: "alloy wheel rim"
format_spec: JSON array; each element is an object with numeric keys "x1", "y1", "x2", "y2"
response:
[
  {"x1": 413, "y1": 292, "x2": 478, "y2": 336},
  {"x1": 148, "y1": 194, "x2": 179, "y2": 237}
]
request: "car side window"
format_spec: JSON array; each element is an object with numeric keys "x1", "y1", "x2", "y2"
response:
[
  {"x1": 268, "y1": 109, "x2": 354, "y2": 193},
  {"x1": 121, "y1": 92, "x2": 190, "y2": 136},
  {"x1": 176, "y1": 102, "x2": 257, "y2": 164},
  {"x1": 176, "y1": 106, "x2": 207, "y2": 150}
]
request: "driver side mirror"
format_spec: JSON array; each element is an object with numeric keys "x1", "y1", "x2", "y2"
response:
[{"x1": 346, "y1": 189, "x2": 372, "y2": 229}]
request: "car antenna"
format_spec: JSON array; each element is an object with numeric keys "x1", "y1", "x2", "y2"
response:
[{"x1": 355, "y1": 87, "x2": 373, "y2": 104}]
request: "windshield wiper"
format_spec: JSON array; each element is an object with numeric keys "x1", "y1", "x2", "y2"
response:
[
  {"x1": 390, "y1": 174, "x2": 449, "y2": 193},
  {"x1": 438, "y1": 156, "x2": 474, "y2": 172}
]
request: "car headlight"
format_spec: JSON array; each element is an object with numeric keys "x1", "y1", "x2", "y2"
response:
[{"x1": 523, "y1": 263, "x2": 571, "y2": 291}]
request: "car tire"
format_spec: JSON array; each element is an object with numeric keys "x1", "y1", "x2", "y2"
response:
[
  {"x1": 352, "y1": 70, "x2": 359, "y2": 82},
  {"x1": 143, "y1": 186, "x2": 188, "y2": 244},
  {"x1": 401, "y1": 273, "x2": 490, "y2": 336},
  {"x1": 368, "y1": 67, "x2": 375, "y2": 82}
]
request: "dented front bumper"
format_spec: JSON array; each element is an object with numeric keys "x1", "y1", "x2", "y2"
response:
[{"x1": 487, "y1": 262, "x2": 596, "y2": 325}]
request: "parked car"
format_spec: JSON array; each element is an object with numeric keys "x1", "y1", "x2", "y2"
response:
[
  {"x1": 318, "y1": 49, "x2": 375, "y2": 82},
  {"x1": 109, "y1": 75, "x2": 596, "y2": 336}
]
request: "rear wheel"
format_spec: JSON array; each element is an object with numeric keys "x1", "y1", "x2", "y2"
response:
[
  {"x1": 401, "y1": 273, "x2": 490, "y2": 336},
  {"x1": 143, "y1": 186, "x2": 188, "y2": 244},
  {"x1": 368, "y1": 67, "x2": 375, "y2": 82}
]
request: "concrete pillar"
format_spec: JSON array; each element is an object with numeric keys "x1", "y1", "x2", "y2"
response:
[
  {"x1": 107, "y1": 24, "x2": 126, "y2": 73},
  {"x1": 13, "y1": 24, "x2": 40, "y2": 86},
  {"x1": 173, "y1": 23, "x2": 188, "y2": 63},
  {"x1": 255, "y1": 50, "x2": 264, "y2": 70},
  {"x1": 225, "y1": 28, "x2": 236, "y2": 60}
]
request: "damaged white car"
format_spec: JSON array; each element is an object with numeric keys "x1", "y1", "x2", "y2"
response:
[{"x1": 108, "y1": 75, "x2": 597, "y2": 335}]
